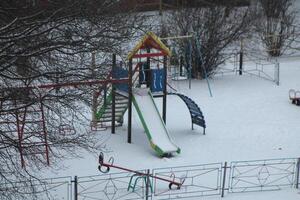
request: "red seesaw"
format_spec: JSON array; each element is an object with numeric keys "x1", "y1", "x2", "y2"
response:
[{"x1": 98, "y1": 152, "x2": 185, "y2": 190}]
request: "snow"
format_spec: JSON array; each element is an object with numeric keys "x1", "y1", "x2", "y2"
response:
[
  {"x1": 133, "y1": 88, "x2": 179, "y2": 154},
  {"x1": 201, "y1": 189, "x2": 299, "y2": 200},
  {"x1": 44, "y1": 58, "x2": 300, "y2": 199}
]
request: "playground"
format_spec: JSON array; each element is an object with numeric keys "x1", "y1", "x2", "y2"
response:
[
  {"x1": 1, "y1": 32, "x2": 300, "y2": 199},
  {"x1": 35, "y1": 33, "x2": 300, "y2": 199},
  {"x1": 2, "y1": 1, "x2": 300, "y2": 199}
]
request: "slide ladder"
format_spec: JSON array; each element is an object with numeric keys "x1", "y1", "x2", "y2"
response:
[
  {"x1": 94, "y1": 66, "x2": 130, "y2": 129},
  {"x1": 168, "y1": 93, "x2": 206, "y2": 134},
  {"x1": 95, "y1": 91, "x2": 128, "y2": 129}
]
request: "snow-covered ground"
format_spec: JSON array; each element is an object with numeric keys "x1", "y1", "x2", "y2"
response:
[{"x1": 45, "y1": 58, "x2": 300, "y2": 199}]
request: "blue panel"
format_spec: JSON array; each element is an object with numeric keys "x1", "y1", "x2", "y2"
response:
[
  {"x1": 113, "y1": 67, "x2": 128, "y2": 92},
  {"x1": 150, "y1": 69, "x2": 165, "y2": 93}
]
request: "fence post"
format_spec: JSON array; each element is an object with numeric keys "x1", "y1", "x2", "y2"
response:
[
  {"x1": 275, "y1": 60, "x2": 280, "y2": 86},
  {"x1": 145, "y1": 169, "x2": 150, "y2": 200},
  {"x1": 296, "y1": 158, "x2": 300, "y2": 189},
  {"x1": 239, "y1": 39, "x2": 243, "y2": 75},
  {"x1": 73, "y1": 176, "x2": 78, "y2": 200},
  {"x1": 221, "y1": 162, "x2": 228, "y2": 198}
]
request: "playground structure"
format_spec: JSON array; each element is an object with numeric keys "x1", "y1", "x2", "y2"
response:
[
  {"x1": 289, "y1": 89, "x2": 300, "y2": 106},
  {"x1": 98, "y1": 152, "x2": 185, "y2": 191},
  {"x1": 94, "y1": 32, "x2": 206, "y2": 156},
  {"x1": 0, "y1": 32, "x2": 206, "y2": 168}
]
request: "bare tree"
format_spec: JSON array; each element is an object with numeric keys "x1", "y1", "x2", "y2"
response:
[
  {"x1": 255, "y1": 0, "x2": 296, "y2": 57},
  {"x1": 0, "y1": 0, "x2": 141, "y2": 199},
  {"x1": 165, "y1": 3, "x2": 253, "y2": 78}
]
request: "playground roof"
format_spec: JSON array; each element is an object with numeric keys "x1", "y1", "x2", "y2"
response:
[{"x1": 127, "y1": 32, "x2": 171, "y2": 60}]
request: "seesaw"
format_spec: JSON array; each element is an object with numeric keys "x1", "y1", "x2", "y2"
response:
[{"x1": 98, "y1": 152, "x2": 185, "y2": 190}]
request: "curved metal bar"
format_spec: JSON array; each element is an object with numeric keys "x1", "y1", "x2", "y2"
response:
[
  {"x1": 170, "y1": 172, "x2": 175, "y2": 182},
  {"x1": 169, "y1": 182, "x2": 181, "y2": 190},
  {"x1": 168, "y1": 92, "x2": 205, "y2": 130},
  {"x1": 108, "y1": 156, "x2": 114, "y2": 165},
  {"x1": 98, "y1": 165, "x2": 110, "y2": 173},
  {"x1": 98, "y1": 152, "x2": 110, "y2": 173}
]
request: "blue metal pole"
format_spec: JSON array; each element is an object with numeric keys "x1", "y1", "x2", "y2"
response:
[{"x1": 195, "y1": 36, "x2": 213, "y2": 97}]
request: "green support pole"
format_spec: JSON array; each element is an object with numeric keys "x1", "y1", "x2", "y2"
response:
[
  {"x1": 195, "y1": 37, "x2": 213, "y2": 97},
  {"x1": 128, "y1": 59, "x2": 133, "y2": 143}
]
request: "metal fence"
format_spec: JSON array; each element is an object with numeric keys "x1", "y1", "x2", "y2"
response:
[
  {"x1": 228, "y1": 158, "x2": 298, "y2": 193},
  {"x1": 2, "y1": 157, "x2": 299, "y2": 200},
  {"x1": 76, "y1": 171, "x2": 147, "y2": 200},
  {"x1": 152, "y1": 163, "x2": 222, "y2": 199},
  {"x1": 38, "y1": 176, "x2": 72, "y2": 200}
]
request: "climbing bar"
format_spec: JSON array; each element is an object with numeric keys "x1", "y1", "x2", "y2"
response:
[
  {"x1": 160, "y1": 35, "x2": 193, "y2": 41},
  {"x1": 98, "y1": 152, "x2": 184, "y2": 189}
]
